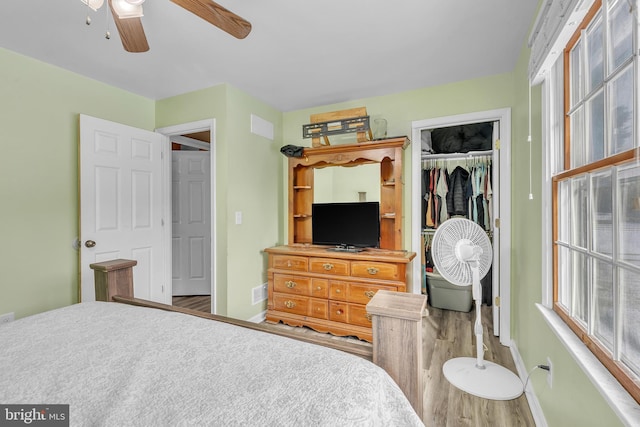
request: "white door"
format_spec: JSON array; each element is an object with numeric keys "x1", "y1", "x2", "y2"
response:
[
  {"x1": 172, "y1": 151, "x2": 211, "y2": 296},
  {"x1": 79, "y1": 114, "x2": 167, "y2": 302}
]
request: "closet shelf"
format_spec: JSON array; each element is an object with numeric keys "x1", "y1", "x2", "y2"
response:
[{"x1": 421, "y1": 150, "x2": 492, "y2": 160}]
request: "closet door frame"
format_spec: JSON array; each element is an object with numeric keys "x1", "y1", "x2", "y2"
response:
[{"x1": 411, "y1": 108, "x2": 511, "y2": 346}]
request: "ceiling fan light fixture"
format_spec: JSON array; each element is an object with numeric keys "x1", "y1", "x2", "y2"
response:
[
  {"x1": 81, "y1": 0, "x2": 105, "y2": 12},
  {"x1": 111, "y1": 0, "x2": 144, "y2": 19}
]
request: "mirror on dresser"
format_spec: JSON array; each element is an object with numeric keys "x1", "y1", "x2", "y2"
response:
[{"x1": 313, "y1": 164, "x2": 380, "y2": 203}]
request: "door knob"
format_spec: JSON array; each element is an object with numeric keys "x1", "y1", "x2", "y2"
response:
[{"x1": 85, "y1": 240, "x2": 96, "y2": 248}]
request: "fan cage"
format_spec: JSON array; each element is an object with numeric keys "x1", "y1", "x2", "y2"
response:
[{"x1": 431, "y1": 218, "x2": 492, "y2": 286}]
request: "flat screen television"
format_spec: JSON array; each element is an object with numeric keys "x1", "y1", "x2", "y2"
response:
[{"x1": 312, "y1": 202, "x2": 380, "y2": 250}]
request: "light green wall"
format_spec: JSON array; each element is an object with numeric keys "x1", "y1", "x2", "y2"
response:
[
  {"x1": 510, "y1": 39, "x2": 623, "y2": 426},
  {"x1": 155, "y1": 85, "x2": 230, "y2": 315},
  {"x1": 224, "y1": 85, "x2": 283, "y2": 320},
  {"x1": 155, "y1": 84, "x2": 283, "y2": 319},
  {"x1": 0, "y1": 48, "x2": 155, "y2": 319}
]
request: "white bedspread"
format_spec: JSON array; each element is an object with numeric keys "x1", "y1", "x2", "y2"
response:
[{"x1": 0, "y1": 302, "x2": 423, "y2": 426}]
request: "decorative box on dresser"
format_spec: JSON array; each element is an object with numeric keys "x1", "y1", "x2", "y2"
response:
[
  {"x1": 266, "y1": 136, "x2": 416, "y2": 341},
  {"x1": 265, "y1": 245, "x2": 415, "y2": 342}
]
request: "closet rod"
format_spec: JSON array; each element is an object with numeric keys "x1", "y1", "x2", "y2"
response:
[{"x1": 421, "y1": 150, "x2": 492, "y2": 160}]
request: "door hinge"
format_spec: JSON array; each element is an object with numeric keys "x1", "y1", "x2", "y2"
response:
[
  {"x1": 495, "y1": 296, "x2": 501, "y2": 306},
  {"x1": 495, "y1": 218, "x2": 500, "y2": 228},
  {"x1": 495, "y1": 138, "x2": 501, "y2": 150}
]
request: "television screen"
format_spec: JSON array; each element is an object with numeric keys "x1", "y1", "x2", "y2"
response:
[{"x1": 312, "y1": 202, "x2": 380, "y2": 249}]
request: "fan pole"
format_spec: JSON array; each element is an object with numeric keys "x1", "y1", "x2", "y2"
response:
[{"x1": 472, "y1": 261, "x2": 485, "y2": 369}]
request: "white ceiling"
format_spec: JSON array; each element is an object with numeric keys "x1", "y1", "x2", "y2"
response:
[{"x1": 0, "y1": 0, "x2": 539, "y2": 112}]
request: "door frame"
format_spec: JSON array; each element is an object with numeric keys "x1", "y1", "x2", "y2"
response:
[
  {"x1": 156, "y1": 119, "x2": 217, "y2": 313},
  {"x1": 411, "y1": 108, "x2": 512, "y2": 346}
]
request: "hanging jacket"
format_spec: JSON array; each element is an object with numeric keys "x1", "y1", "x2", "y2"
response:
[{"x1": 446, "y1": 166, "x2": 470, "y2": 217}]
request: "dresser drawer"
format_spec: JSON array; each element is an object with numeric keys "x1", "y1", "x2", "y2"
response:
[
  {"x1": 273, "y1": 274, "x2": 312, "y2": 296},
  {"x1": 311, "y1": 278, "x2": 329, "y2": 298},
  {"x1": 347, "y1": 283, "x2": 398, "y2": 305},
  {"x1": 329, "y1": 301, "x2": 348, "y2": 323},
  {"x1": 349, "y1": 304, "x2": 373, "y2": 328},
  {"x1": 351, "y1": 261, "x2": 400, "y2": 281},
  {"x1": 310, "y1": 299, "x2": 328, "y2": 319},
  {"x1": 309, "y1": 258, "x2": 350, "y2": 276},
  {"x1": 273, "y1": 293, "x2": 328, "y2": 318},
  {"x1": 329, "y1": 280, "x2": 348, "y2": 301},
  {"x1": 271, "y1": 255, "x2": 308, "y2": 272},
  {"x1": 273, "y1": 275, "x2": 329, "y2": 298}
]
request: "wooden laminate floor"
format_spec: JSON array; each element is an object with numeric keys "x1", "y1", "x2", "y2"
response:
[
  {"x1": 422, "y1": 305, "x2": 535, "y2": 427},
  {"x1": 172, "y1": 296, "x2": 535, "y2": 427},
  {"x1": 172, "y1": 295, "x2": 211, "y2": 312}
]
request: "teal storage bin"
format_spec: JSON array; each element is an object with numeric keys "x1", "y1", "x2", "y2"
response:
[{"x1": 426, "y1": 271, "x2": 473, "y2": 312}]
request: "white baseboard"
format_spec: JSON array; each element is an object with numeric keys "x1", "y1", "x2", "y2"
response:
[
  {"x1": 510, "y1": 340, "x2": 548, "y2": 427},
  {"x1": 247, "y1": 310, "x2": 266, "y2": 323}
]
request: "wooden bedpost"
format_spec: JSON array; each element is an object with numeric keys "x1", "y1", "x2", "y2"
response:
[
  {"x1": 367, "y1": 290, "x2": 427, "y2": 419},
  {"x1": 90, "y1": 259, "x2": 137, "y2": 301}
]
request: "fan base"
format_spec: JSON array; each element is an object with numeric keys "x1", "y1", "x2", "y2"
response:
[{"x1": 443, "y1": 357, "x2": 523, "y2": 400}]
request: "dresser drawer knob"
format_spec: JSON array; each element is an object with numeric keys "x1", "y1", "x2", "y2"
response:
[
  {"x1": 365, "y1": 313, "x2": 372, "y2": 322},
  {"x1": 335, "y1": 288, "x2": 341, "y2": 293},
  {"x1": 285, "y1": 281, "x2": 297, "y2": 289},
  {"x1": 336, "y1": 309, "x2": 344, "y2": 315},
  {"x1": 316, "y1": 286, "x2": 322, "y2": 291},
  {"x1": 284, "y1": 300, "x2": 296, "y2": 309},
  {"x1": 287, "y1": 260, "x2": 292, "y2": 267},
  {"x1": 366, "y1": 267, "x2": 379, "y2": 275},
  {"x1": 364, "y1": 290, "x2": 376, "y2": 299},
  {"x1": 322, "y1": 263, "x2": 334, "y2": 271}
]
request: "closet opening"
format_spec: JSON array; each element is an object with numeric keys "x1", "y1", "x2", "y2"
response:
[{"x1": 411, "y1": 109, "x2": 512, "y2": 345}]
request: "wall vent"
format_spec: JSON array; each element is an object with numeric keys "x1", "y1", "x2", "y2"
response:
[
  {"x1": 252, "y1": 283, "x2": 268, "y2": 305},
  {"x1": 250, "y1": 114, "x2": 274, "y2": 140}
]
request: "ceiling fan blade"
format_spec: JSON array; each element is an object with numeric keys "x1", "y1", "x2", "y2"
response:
[
  {"x1": 109, "y1": 0, "x2": 149, "y2": 53},
  {"x1": 171, "y1": 0, "x2": 252, "y2": 39}
]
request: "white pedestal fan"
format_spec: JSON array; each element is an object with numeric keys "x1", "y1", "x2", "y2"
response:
[{"x1": 432, "y1": 218, "x2": 523, "y2": 400}]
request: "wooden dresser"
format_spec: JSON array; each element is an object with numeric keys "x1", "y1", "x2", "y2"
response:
[{"x1": 265, "y1": 245, "x2": 415, "y2": 342}]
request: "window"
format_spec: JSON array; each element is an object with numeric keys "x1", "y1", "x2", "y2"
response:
[{"x1": 553, "y1": 0, "x2": 640, "y2": 403}]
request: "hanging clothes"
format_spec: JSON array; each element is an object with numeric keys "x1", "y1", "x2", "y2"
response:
[
  {"x1": 436, "y1": 167, "x2": 449, "y2": 226},
  {"x1": 422, "y1": 156, "x2": 492, "y2": 230},
  {"x1": 448, "y1": 166, "x2": 470, "y2": 217},
  {"x1": 421, "y1": 169, "x2": 430, "y2": 229}
]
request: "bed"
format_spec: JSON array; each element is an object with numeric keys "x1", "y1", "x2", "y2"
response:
[{"x1": 0, "y1": 299, "x2": 424, "y2": 426}]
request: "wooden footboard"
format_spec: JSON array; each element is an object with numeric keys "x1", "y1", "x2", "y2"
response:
[
  {"x1": 91, "y1": 259, "x2": 427, "y2": 417},
  {"x1": 112, "y1": 295, "x2": 373, "y2": 359}
]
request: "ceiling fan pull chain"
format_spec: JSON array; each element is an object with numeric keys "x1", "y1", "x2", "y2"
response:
[
  {"x1": 86, "y1": 0, "x2": 92, "y2": 25},
  {"x1": 105, "y1": 2, "x2": 111, "y2": 39}
]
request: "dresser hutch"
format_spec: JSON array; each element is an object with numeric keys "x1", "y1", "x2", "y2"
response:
[{"x1": 265, "y1": 137, "x2": 415, "y2": 342}]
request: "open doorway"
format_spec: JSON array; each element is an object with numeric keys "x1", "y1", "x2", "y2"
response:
[
  {"x1": 411, "y1": 109, "x2": 512, "y2": 346},
  {"x1": 156, "y1": 119, "x2": 216, "y2": 314}
]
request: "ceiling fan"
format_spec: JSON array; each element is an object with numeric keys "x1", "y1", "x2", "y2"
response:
[{"x1": 81, "y1": 0, "x2": 252, "y2": 53}]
